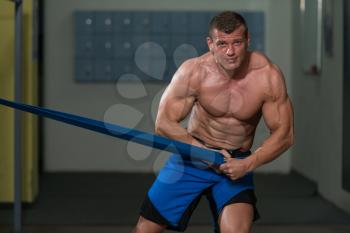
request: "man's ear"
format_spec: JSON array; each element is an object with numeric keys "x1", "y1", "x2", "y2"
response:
[
  {"x1": 246, "y1": 32, "x2": 251, "y2": 48},
  {"x1": 207, "y1": 36, "x2": 214, "y2": 52}
]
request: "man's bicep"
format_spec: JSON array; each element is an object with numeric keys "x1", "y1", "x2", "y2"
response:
[
  {"x1": 158, "y1": 88, "x2": 196, "y2": 123},
  {"x1": 158, "y1": 60, "x2": 199, "y2": 122},
  {"x1": 262, "y1": 70, "x2": 293, "y2": 132},
  {"x1": 262, "y1": 96, "x2": 293, "y2": 133}
]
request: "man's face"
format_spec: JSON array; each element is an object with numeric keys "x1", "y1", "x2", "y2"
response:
[{"x1": 207, "y1": 25, "x2": 250, "y2": 73}]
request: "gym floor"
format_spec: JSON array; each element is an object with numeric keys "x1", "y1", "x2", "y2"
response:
[{"x1": 1, "y1": 171, "x2": 350, "y2": 232}]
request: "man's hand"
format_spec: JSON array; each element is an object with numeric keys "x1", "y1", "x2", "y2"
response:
[{"x1": 219, "y1": 150, "x2": 250, "y2": 180}]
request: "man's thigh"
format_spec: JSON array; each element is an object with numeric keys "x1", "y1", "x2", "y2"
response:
[
  {"x1": 219, "y1": 203, "x2": 254, "y2": 233},
  {"x1": 145, "y1": 157, "x2": 215, "y2": 228}
]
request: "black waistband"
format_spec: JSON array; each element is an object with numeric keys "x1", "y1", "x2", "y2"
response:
[
  {"x1": 192, "y1": 135, "x2": 251, "y2": 158},
  {"x1": 225, "y1": 148, "x2": 251, "y2": 158}
]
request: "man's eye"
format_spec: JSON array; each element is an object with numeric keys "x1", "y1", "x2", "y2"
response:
[{"x1": 217, "y1": 42, "x2": 226, "y2": 47}]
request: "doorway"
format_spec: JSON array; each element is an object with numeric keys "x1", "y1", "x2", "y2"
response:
[{"x1": 343, "y1": 0, "x2": 350, "y2": 191}]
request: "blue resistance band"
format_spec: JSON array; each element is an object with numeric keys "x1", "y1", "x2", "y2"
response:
[{"x1": 0, "y1": 98, "x2": 225, "y2": 165}]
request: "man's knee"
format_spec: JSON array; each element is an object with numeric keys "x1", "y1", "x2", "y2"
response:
[
  {"x1": 220, "y1": 222, "x2": 251, "y2": 233},
  {"x1": 132, "y1": 216, "x2": 166, "y2": 233},
  {"x1": 219, "y1": 203, "x2": 253, "y2": 233}
]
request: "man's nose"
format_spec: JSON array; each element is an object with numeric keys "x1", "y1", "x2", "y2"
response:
[{"x1": 226, "y1": 45, "x2": 235, "y2": 56}]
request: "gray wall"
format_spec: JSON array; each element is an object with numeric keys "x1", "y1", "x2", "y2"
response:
[
  {"x1": 43, "y1": 0, "x2": 293, "y2": 172},
  {"x1": 291, "y1": 0, "x2": 350, "y2": 213}
]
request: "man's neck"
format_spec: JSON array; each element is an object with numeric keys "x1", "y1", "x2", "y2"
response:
[{"x1": 218, "y1": 56, "x2": 250, "y2": 80}]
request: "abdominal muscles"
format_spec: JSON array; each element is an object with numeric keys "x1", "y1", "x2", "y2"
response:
[{"x1": 188, "y1": 103, "x2": 258, "y2": 150}]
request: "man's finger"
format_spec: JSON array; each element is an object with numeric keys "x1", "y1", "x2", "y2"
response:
[
  {"x1": 220, "y1": 149, "x2": 231, "y2": 159},
  {"x1": 219, "y1": 163, "x2": 227, "y2": 171}
]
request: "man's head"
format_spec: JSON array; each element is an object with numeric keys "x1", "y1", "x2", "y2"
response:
[
  {"x1": 208, "y1": 11, "x2": 248, "y2": 39},
  {"x1": 207, "y1": 11, "x2": 250, "y2": 74}
]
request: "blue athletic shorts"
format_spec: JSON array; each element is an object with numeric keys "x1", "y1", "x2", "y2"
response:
[{"x1": 140, "y1": 149, "x2": 260, "y2": 232}]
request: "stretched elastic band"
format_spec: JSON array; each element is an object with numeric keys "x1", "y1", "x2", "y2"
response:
[{"x1": 0, "y1": 98, "x2": 225, "y2": 165}]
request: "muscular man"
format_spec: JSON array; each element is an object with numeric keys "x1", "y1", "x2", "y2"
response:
[{"x1": 133, "y1": 11, "x2": 294, "y2": 233}]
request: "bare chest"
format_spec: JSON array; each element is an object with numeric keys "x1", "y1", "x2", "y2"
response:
[{"x1": 197, "y1": 77, "x2": 263, "y2": 120}]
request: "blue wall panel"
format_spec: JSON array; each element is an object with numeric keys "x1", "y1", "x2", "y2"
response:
[{"x1": 74, "y1": 11, "x2": 265, "y2": 82}]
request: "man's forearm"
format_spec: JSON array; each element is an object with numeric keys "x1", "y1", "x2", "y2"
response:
[
  {"x1": 155, "y1": 120, "x2": 204, "y2": 148},
  {"x1": 245, "y1": 130, "x2": 294, "y2": 171}
]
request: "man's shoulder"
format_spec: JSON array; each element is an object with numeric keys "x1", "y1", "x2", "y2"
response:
[
  {"x1": 248, "y1": 52, "x2": 286, "y2": 96},
  {"x1": 249, "y1": 51, "x2": 282, "y2": 77},
  {"x1": 182, "y1": 52, "x2": 212, "y2": 66},
  {"x1": 250, "y1": 51, "x2": 270, "y2": 68},
  {"x1": 177, "y1": 53, "x2": 211, "y2": 76}
]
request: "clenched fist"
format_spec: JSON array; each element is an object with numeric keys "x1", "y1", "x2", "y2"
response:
[{"x1": 219, "y1": 149, "x2": 250, "y2": 180}]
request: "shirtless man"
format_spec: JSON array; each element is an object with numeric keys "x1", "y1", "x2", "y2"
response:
[{"x1": 133, "y1": 11, "x2": 294, "y2": 233}]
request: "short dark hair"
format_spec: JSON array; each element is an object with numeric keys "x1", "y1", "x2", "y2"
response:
[{"x1": 208, "y1": 11, "x2": 248, "y2": 38}]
